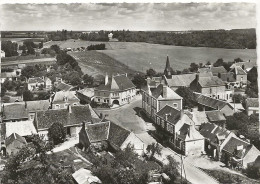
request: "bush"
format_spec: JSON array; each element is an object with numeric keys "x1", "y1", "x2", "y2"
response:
[{"x1": 48, "y1": 122, "x2": 66, "y2": 145}]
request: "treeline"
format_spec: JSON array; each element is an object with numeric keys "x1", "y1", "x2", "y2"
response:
[
  {"x1": 1, "y1": 41, "x2": 18, "y2": 57},
  {"x1": 87, "y1": 44, "x2": 106, "y2": 50},
  {"x1": 111, "y1": 29, "x2": 256, "y2": 49},
  {"x1": 47, "y1": 29, "x2": 80, "y2": 41},
  {"x1": 80, "y1": 30, "x2": 109, "y2": 41}
]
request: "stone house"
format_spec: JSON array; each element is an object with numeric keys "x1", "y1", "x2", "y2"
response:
[
  {"x1": 200, "y1": 123, "x2": 236, "y2": 161},
  {"x1": 79, "y1": 121, "x2": 145, "y2": 155},
  {"x1": 222, "y1": 137, "x2": 260, "y2": 169},
  {"x1": 245, "y1": 98, "x2": 259, "y2": 116},
  {"x1": 190, "y1": 73, "x2": 227, "y2": 100},
  {"x1": 27, "y1": 76, "x2": 52, "y2": 91},
  {"x1": 5, "y1": 133, "x2": 27, "y2": 155},
  {"x1": 1, "y1": 103, "x2": 29, "y2": 122},
  {"x1": 154, "y1": 105, "x2": 204, "y2": 156},
  {"x1": 34, "y1": 105, "x2": 100, "y2": 139},
  {"x1": 230, "y1": 60, "x2": 256, "y2": 73},
  {"x1": 193, "y1": 92, "x2": 234, "y2": 116},
  {"x1": 94, "y1": 73, "x2": 136, "y2": 106},
  {"x1": 228, "y1": 66, "x2": 247, "y2": 87},
  {"x1": 142, "y1": 84, "x2": 183, "y2": 120},
  {"x1": 51, "y1": 91, "x2": 80, "y2": 109}
]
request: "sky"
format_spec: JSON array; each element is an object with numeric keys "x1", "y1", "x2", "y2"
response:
[{"x1": 0, "y1": 3, "x2": 257, "y2": 31}]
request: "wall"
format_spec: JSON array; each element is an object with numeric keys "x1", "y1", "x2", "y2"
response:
[
  {"x1": 201, "y1": 86, "x2": 226, "y2": 100},
  {"x1": 120, "y1": 132, "x2": 145, "y2": 156},
  {"x1": 236, "y1": 74, "x2": 247, "y2": 83},
  {"x1": 185, "y1": 139, "x2": 204, "y2": 156},
  {"x1": 70, "y1": 126, "x2": 81, "y2": 137},
  {"x1": 158, "y1": 99, "x2": 182, "y2": 111},
  {"x1": 221, "y1": 105, "x2": 234, "y2": 117}
]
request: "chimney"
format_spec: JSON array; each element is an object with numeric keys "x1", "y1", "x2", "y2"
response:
[
  {"x1": 82, "y1": 121, "x2": 86, "y2": 129},
  {"x1": 195, "y1": 74, "x2": 199, "y2": 83},
  {"x1": 237, "y1": 145, "x2": 243, "y2": 151},
  {"x1": 162, "y1": 85, "x2": 167, "y2": 98},
  {"x1": 68, "y1": 104, "x2": 72, "y2": 113},
  {"x1": 105, "y1": 73, "x2": 108, "y2": 85},
  {"x1": 165, "y1": 113, "x2": 171, "y2": 121}
]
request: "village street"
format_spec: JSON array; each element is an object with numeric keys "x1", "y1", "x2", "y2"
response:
[{"x1": 96, "y1": 96, "x2": 219, "y2": 184}]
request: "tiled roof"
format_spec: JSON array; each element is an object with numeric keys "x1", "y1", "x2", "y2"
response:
[
  {"x1": 5, "y1": 120, "x2": 37, "y2": 137},
  {"x1": 165, "y1": 74, "x2": 196, "y2": 87},
  {"x1": 211, "y1": 66, "x2": 227, "y2": 75},
  {"x1": 77, "y1": 88, "x2": 95, "y2": 98},
  {"x1": 28, "y1": 77, "x2": 44, "y2": 84},
  {"x1": 223, "y1": 137, "x2": 252, "y2": 159},
  {"x1": 35, "y1": 105, "x2": 99, "y2": 130},
  {"x1": 231, "y1": 61, "x2": 256, "y2": 71},
  {"x1": 151, "y1": 84, "x2": 182, "y2": 99},
  {"x1": 198, "y1": 68, "x2": 211, "y2": 73},
  {"x1": 156, "y1": 105, "x2": 181, "y2": 125},
  {"x1": 198, "y1": 76, "x2": 225, "y2": 88},
  {"x1": 108, "y1": 121, "x2": 131, "y2": 147},
  {"x1": 2, "y1": 104, "x2": 28, "y2": 121},
  {"x1": 178, "y1": 123, "x2": 204, "y2": 141},
  {"x1": 5, "y1": 133, "x2": 27, "y2": 147},
  {"x1": 86, "y1": 122, "x2": 110, "y2": 143},
  {"x1": 229, "y1": 66, "x2": 247, "y2": 75},
  {"x1": 205, "y1": 111, "x2": 226, "y2": 122},
  {"x1": 246, "y1": 98, "x2": 259, "y2": 108},
  {"x1": 191, "y1": 111, "x2": 209, "y2": 126},
  {"x1": 96, "y1": 74, "x2": 135, "y2": 91},
  {"x1": 56, "y1": 82, "x2": 73, "y2": 91},
  {"x1": 85, "y1": 121, "x2": 131, "y2": 147},
  {"x1": 52, "y1": 91, "x2": 79, "y2": 103},
  {"x1": 200, "y1": 123, "x2": 232, "y2": 143},
  {"x1": 193, "y1": 93, "x2": 233, "y2": 110},
  {"x1": 26, "y1": 100, "x2": 50, "y2": 112},
  {"x1": 219, "y1": 73, "x2": 236, "y2": 82}
]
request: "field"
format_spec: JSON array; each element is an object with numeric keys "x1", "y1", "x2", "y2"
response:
[
  {"x1": 45, "y1": 40, "x2": 257, "y2": 72},
  {"x1": 68, "y1": 51, "x2": 137, "y2": 77}
]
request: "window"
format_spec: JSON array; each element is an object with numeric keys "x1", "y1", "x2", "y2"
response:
[
  {"x1": 161, "y1": 120, "x2": 165, "y2": 128},
  {"x1": 167, "y1": 123, "x2": 173, "y2": 133},
  {"x1": 173, "y1": 103, "x2": 178, "y2": 108},
  {"x1": 73, "y1": 103, "x2": 77, "y2": 106}
]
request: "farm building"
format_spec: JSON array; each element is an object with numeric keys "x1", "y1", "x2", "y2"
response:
[{"x1": 94, "y1": 73, "x2": 136, "y2": 107}]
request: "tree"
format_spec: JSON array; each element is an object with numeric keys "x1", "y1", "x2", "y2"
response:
[
  {"x1": 21, "y1": 66, "x2": 38, "y2": 78},
  {"x1": 189, "y1": 63, "x2": 199, "y2": 72},
  {"x1": 146, "y1": 142, "x2": 162, "y2": 159},
  {"x1": 83, "y1": 74, "x2": 94, "y2": 86},
  {"x1": 182, "y1": 68, "x2": 190, "y2": 74},
  {"x1": 232, "y1": 94, "x2": 244, "y2": 103},
  {"x1": 175, "y1": 87, "x2": 195, "y2": 109},
  {"x1": 132, "y1": 73, "x2": 147, "y2": 89},
  {"x1": 48, "y1": 122, "x2": 66, "y2": 145},
  {"x1": 1, "y1": 86, "x2": 7, "y2": 97},
  {"x1": 162, "y1": 155, "x2": 180, "y2": 183},
  {"x1": 50, "y1": 44, "x2": 61, "y2": 54},
  {"x1": 146, "y1": 68, "x2": 157, "y2": 77},
  {"x1": 206, "y1": 61, "x2": 211, "y2": 65},
  {"x1": 234, "y1": 58, "x2": 244, "y2": 63},
  {"x1": 247, "y1": 66, "x2": 257, "y2": 84},
  {"x1": 213, "y1": 58, "x2": 224, "y2": 67},
  {"x1": 23, "y1": 90, "x2": 34, "y2": 101},
  {"x1": 1, "y1": 41, "x2": 18, "y2": 57}
]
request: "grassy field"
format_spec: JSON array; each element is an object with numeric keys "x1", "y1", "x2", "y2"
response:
[
  {"x1": 45, "y1": 40, "x2": 256, "y2": 73},
  {"x1": 68, "y1": 51, "x2": 137, "y2": 77}
]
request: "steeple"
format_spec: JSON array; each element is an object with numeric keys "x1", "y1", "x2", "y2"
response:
[{"x1": 164, "y1": 55, "x2": 172, "y2": 78}]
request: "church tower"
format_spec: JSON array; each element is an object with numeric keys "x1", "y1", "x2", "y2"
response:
[{"x1": 164, "y1": 55, "x2": 172, "y2": 78}]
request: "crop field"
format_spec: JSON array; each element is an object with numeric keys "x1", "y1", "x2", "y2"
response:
[
  {"x1": 45, "y1": 40, "x2": 257, "y2": 73},
  {"x1": 68, "y1": 51, "x2": 137, "y2": 77},
  {"x1": 98, "y1": 42, "x2": 257, "y2": 72},
  {"x1": 43, "y1": 39, "x2": 113, "y2": 49}
]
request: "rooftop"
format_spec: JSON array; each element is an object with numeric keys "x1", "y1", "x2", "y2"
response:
[
  {"x1": 164, "y1": 73, "x2": 196, "y2": 88},
  {"x1": 211, "y1": 66, "x2": 227, "y2": 75},
  {"x1": 52, "y1": 91, "x2": 79, "y2": 103},
  {"x1": 5, "y1": 133, "x2": 27, "y2": 147},
  {"x1": 55, "y1": 82, "x2": 74, "y2": 91},
  {"x1": 96, "y1": 74, "x2": 135, "y2": 92},
  {"x1": 246, "y1": 98, "x2": 259, "y2": 108},
  {"x1": 77, "y1": 88, "x2": 95, "y2": 98},
  {"x1": 150, "y1": 84, "x2": 182, "y2": 99},
  {"x1": 2, "y1": 103, "x2": 28, "y2": 121},
  {"x1": 28, "y1": 77, "x2": 44, "y2": 84},
  {"x1": 205, "y1": 111, "x2": 226, "y2": 122},
  {"x1": 5, "y1": 120, "x2": 37, "y2": 137},
  {"x1": 156, "y1": 105, "x2": 182, "y2": 125}
]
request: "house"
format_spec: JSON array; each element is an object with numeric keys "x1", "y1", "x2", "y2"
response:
[
  {"x1": 4, "y1": 120, "x2": 37, "y2": 138},
  {"x1": 72, "y1": 168, "x2": 102, "y2": 184},
  {"x1": 193, "y1": 92, "x2": 234, "y2": 116},
  {"x1": 222, "y1": 136, "x2": 260, "y2": 169},
  {"x1": 230, "y1": 60, "x2": 256, "y2": 72},
  {"x1": 25, "y1": 100, "x2": 51, "y2": 120},
  {"x1": 1, "y1": 103, "x2": 29, "y2": 122},
  {"x1": 245, "y1": 98, "x2": 259, "y2": 116},
  {"x1": 210, "y1": 66, "x2": 227, "y2": 77},
  {"x1": 76, "y1": 88, "x2": 95, "y2": 104},
  {"x1": 142, "y1": 84, "x2": 183, "y2": 120},
  {"x1": 51, "y1": 91, "x2": 80, "y2": 109},
  {"x1": 163, "y1": 73, "x2": 196, "y2": 91},
  {"x1": 190, "y1": 73, "x2": 227, "y2": 100},
  {"x1": 5, "y1": 133, "x2": 27, "y2": 155},
  {"x1": 146, "y1": 77, "x2": 163, "y2": 89},
  {"x1": 27, "y1": 76, "x2": 52, "y2": 91},
  {"x1": 34, "y1": 105, "x2": 100, "y2": 139},
  {"x1": 205, "y1": 111, "x2": 226, "y2": 128},
  {"x1": 1, "y1": 50, "x2": 5, "y2": 58},
  {"x1": 228, "y1": 66, "x2": 247, "y2": 87},
  {"x1": 79, "y1": 121, "x2": 145, "y2": 155},
  {"x1": 200, "y1": 123, "x2": 236, "y2": 161},
  {"x1": 94, "y1": 73, "x2": 136, "y2": 106},
  {"x1": 155, "y1": 105, "x2": 204, "y2": 156},
  {"x1": 54, "y1": 81, "x2": 74, "y2": 91},
  {"x1": 187, "y1": 110, "x2": 209, "y2": 129}
]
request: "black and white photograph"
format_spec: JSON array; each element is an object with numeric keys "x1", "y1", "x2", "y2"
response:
[{"x1": 0, "y1": 1, "x2": 259, "y2": 183}]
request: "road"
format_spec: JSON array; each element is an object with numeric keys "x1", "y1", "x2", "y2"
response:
[{"x1": 96, "y1": 96, "x2": 219, "y2": 184}]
